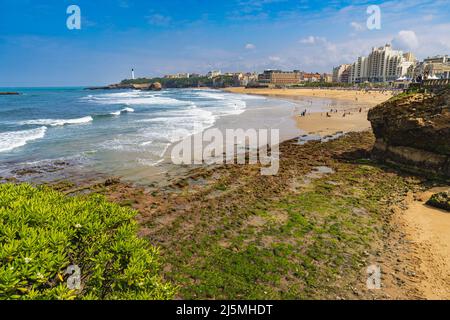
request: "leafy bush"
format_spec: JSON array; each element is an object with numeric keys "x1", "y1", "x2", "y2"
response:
[
  {"x1": 0, "y1": 183, "x2": 175, "y2": 300},
  {"x1": 426, "y1": 191, "x2": 450, "y2": 212}
]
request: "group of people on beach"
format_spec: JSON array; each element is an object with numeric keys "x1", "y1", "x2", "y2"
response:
[{"x1": 322, "y1": 106, "x2": 364, "y2": 118}]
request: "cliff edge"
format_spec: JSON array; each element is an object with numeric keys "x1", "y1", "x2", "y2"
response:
[{"x1": 368, "y1": 89, "x2": 450, "y2": 179}]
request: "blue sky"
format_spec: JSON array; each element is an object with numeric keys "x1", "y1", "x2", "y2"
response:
[{"x1": 0, "y1": 0, "x2": 449, "y2": 86}]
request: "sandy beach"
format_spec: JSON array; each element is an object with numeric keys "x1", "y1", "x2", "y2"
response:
[
  {"x1": 224, "y1": 87, "x2": 394, "y2": 137},
  {"x1": 295, "y1": 106, "x2": 373, "y2": 136},
  {"x1": 224, "y1": 87, "x2": 394, "y2": 104}
]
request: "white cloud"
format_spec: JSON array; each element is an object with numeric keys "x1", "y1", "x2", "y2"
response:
[
  {"x1": 350, "y1": 21, "x2": 364, "y2": 32},
  {"x1": 392, "y1": 30, "x2": 419, "y2": 51},
  {"x1": 268, "y1": 56, "x2": 281, "y2": 62},
  {"x1": 245, "y1": 43, "x2": 256, "y2": 50},
  {"x1": 299, "y1": 36, "x2": 327, "y2": 45},
  {"x1": 147, "y1": 14, "x2": 172, "y2": 27}
]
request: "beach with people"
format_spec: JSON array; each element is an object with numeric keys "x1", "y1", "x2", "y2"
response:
[{"x1": 224, "y1": 87, "x2": 394, "y2": 136}]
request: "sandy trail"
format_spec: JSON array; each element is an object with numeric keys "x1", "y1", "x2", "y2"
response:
[{"x1": 401, "y1": 188, "x2": 450, "y2": 299}]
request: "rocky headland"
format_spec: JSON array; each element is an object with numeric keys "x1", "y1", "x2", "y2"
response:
[
  {"x1": 86, "y1": 81, "x2": 162, "y2": 91},
  {"x1": 368, "y1": 88, "x2": 450, "y2": 180}
]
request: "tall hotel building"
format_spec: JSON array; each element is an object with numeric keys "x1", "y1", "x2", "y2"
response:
[{"x1": 347, "y1": 44, "x2": 415, "y2": 83}]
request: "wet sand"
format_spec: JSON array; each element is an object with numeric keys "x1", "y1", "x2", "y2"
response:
[{"x1": 224, "y1": 87, "x2": 393, "y2": 137}]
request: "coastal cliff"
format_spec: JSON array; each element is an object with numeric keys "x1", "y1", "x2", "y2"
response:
[
  {"x1": 368, "y1": 89, "x2": 450, "y2": 179},
  {"x1": 86, "y1": 82, "x2": 162, "y2": 91}
]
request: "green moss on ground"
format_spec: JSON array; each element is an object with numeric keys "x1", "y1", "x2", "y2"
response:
[{"x1": 143, "y1": 132, "x2": 414, "y2": 299}]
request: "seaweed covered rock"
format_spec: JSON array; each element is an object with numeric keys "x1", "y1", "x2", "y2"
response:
[
  {"x1": 426, "y1": 191, "x2": 450, "y2": 212},
  {"x1": 368, "y1": 89, "x2": 450, "y2": 179}
]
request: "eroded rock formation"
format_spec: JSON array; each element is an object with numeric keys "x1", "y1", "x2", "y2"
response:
[{"x1": 368, "y1": 89, "x2": 450, "y2": 179}]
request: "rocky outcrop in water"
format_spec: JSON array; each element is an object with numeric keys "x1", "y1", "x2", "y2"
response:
[
  {"x1": 0, "y1": 92, "x2": 19, "y2": 95},
  {"x1": 368, "y1": 89, "x2": 450, "y2": 179}
]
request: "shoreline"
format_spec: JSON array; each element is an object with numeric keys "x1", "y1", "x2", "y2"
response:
[
  {"x1": 0, "y1": 88, "x2": 387, "y2": 185},
  {"x1": 223, "y1": 87, "x2": 394, "y2": 137},
  {"x1": 0, "y1": 89, "x2": 300, "y2": 186},
  {"x1": 2, "y1": 88, "x2": 448, "y2": 300}
]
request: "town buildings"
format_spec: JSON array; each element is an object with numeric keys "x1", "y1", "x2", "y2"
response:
[
  {"x1": 321, "y1": 73, "x2": 333, "y2": 83},
  {"x1": 207, "y1": 70, "x2": 222, "y2": 78},
  {"x1": 414, "y1": 55, "x2": 450, "y2": 80},
  {"x1": 164, "y1": 73, "x2": 190, "y2": 79},
  {"x1": 332, "y1": 64, "x2": 352, "y2": 83},
  {"x1": 233, "y1": 72, "x2": 259, "y2": 86},
  {"x1": 258, "y1": 70, "x2": 302, "y2": 85}
]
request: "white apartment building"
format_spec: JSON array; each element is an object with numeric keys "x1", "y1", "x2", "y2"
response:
[
  {"x1": 207, "y1": 70, "x2": 222, "y2": 78},
  {"x1": 349, "y1": 57, "x2": 369, "y2": 83},
  {"x1": 347, "y1": 44, "x2": 415, "y2": 83}
]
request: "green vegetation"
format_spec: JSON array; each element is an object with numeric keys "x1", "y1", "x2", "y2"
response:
[
  {"x1": 426, "y1": 191, "x2": 450, "y2": 211},
  {"x1": 0, "y1": 183, "x2": 175, "y2": 300},
  {"x1": 121, "y1": 75, "x2": 236, "y2": 88},
  {"x1": 386, "y1": 91, "x2": 418, "y2": 103}
]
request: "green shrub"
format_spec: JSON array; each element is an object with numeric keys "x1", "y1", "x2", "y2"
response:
[
  {"x1": 426, "y1": 191, "x2": 450, "y2": 212},
  {"x1": 0, "y1": 183, "x2": 176, "y2": 300}
]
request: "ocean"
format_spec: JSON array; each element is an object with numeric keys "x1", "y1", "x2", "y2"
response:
[{"x1": 0, "y1": 87, "x2": 302, "y2": 183}]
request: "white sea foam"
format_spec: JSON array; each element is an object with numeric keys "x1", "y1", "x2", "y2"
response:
[
  {"x1": 194, "y1": 91, "x2": 247, "y2": 116},
  {"x1": 0, "y1": 126, "x2": 47, "y2": 152},
  {"x1": 20, "y1": 116, "x2": 93, "y2": 127},
  {"x1": 136, "y1": 104, "x2": 216, "y2": 143},
  {"x1": 137, "y1": 157, "x2": 165, "y2": 167},
  {"x1": 83, "y1": 91, "x2": 186, "y2": 106},
  {"x1": 110, "y1": 107, "x2": 135, "y2": 116},
  {"x1": 88, "y1": 90, "x2": 252, "y2": 162}
]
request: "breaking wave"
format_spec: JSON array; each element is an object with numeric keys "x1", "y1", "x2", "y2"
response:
[{"x1": 0, "y1": 126, "x2": 47, "y2": 152}]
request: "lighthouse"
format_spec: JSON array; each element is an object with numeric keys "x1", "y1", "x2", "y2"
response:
[{"x1": 131, "y1": 68, "x2": 135, "y2": 80}]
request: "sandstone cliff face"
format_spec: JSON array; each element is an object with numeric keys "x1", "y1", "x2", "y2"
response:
[{"x1": 368, "y1": 89, "x2": 450, "y2": 179}]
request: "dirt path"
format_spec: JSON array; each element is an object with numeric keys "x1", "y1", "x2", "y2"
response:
[{"x1": 400, "y1": 188, "x2": 450, "y2": 299}]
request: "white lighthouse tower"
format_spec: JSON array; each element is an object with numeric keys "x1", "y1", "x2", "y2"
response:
[{"x1": 131, "y1": 68, "x2": 135, "y2": 80}]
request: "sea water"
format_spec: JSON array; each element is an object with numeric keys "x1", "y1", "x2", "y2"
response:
[{"x1": 0, "y1": 87, "x2": 303, "y2": 183}]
